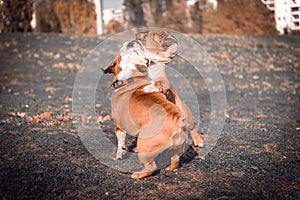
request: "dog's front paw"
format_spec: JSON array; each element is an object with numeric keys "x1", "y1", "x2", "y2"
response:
[
  {"x1": 144, "y1": 84, "x2": 160, "y2": 93},
  {"x1": 190, "y1": 128, "x2": 204, "y2": 148},
  {"x1": 131, "y1": 171, "x2": 154, "y2": 179},
  {"x1": 116, "y1": 148, "x2": 127, "y2": 159}
]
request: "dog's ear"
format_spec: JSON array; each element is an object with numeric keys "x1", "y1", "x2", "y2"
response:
[
  {"x1": 103, "y1": 54, "x2": 121, "y2": 74},
  {"x1": 103, "y1": 61, "x2": 116, "y2": 74},
  {"x1": 136, "y1": 31, "x2": 149, "y2": 41}
]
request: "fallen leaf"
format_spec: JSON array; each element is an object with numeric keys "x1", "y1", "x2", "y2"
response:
[
  {"x1": 52, "y1": 62, "x2": 64, "y2": 69},
  {"x1": 65, "y1": 95, "x2": 70, "y2": 102},
  {"x1": 54, "y1": 53, "x2": 60, "y2": 59},
  {"x1": 42, "y1": 112, "x2": 51, "y2": 119},
  {"x1": 8, "y1": 112, "x2": 16, "y2": 117},
  {"x1": 62, "y1": 115, "x2": 71, "y2": 122},
  {"x1": 80, "y1": 116, "x2": 86, "y2": 122},
  {"x1": 97, "y1": 116, "x2": 103, "y2": 122},
  {"x1": 95, "y1": 103, "x2": 102, "y2": 108},
  {"x1": 8, "y1": 112, "x2": 26, "y2": 118},
  {"x1": 257, "y1": 125, "x2": 267, "y2": 132},
  {"x1": 25, "y1": 115, "x2": 33, "y2": 123},
  {"x1": 102, "y1": 115, "x2": 111, "y2": 122},
  {"x1": 17, "y1": 112, "x2": 26, "y2": 118},
  {"x1": 230, "y1": 171, "x2": 244, "y2": 178},
  {"x1": 44, "y1": 87, "x2": 56, "y2": 94},
  {"x1": 10, "y1": 79, "x2": 17, "y2": 85},
  {"x1": 256, "y1": 114, "x2": 267, "y2": 119},
  {"x1": 31, "y1": 116, "x2": 41, "y2": 124},
  {"x1": 236, "y1": 118, "x2": 251, "y2": 123}
]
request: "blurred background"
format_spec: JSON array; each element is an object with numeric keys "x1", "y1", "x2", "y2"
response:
[{"x1": 0, "y1": 0, "x2": 299, "y2": 35}]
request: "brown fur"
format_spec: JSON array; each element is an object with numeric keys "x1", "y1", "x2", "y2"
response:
[
  {"x1": 103, "y1": 53, "x2": 187, "y2": 179},
  {"x1": 136, "y1": 30, "x2": 204, "y2": 147}
]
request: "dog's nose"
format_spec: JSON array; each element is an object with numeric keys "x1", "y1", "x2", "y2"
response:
[
  {"x1": 162, "y1": 36, "x2": 178, "y2": 49},
  {"x1": 127, "y1": 41, "x2": 135, "y2": 48}
]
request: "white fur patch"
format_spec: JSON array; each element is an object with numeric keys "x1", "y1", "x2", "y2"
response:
[
  {"x1": 144, "y1": 82, "x2": 160, "y2": 92},
  {"x1": 147, "y1": 64, "x2": 165, "y2": 80},
  {"x1": 117, "y1": 41, "x2": 147, "y2": 80},
  {"x1": 116, "y1": 130, "x2": 127, "y2": 159}
]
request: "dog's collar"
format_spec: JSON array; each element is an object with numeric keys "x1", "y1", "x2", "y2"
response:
[{"x1": 112, "y1": 76, "x2": 148, "y2": 89}]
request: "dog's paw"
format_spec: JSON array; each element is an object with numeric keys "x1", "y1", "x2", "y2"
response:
[
  {"x1": 116, "y1": 148, "x2": 127, "y2": 160},
  {"x1": 131, "y1": 171, "x2": 153, "y2": 179},
  {"x1": 190, "y1": 129, "x2": 204, "y2": 148},
  {"x1": 194, "y1": 140, "x2": 204, "y2": 148},
  {"x1": 144, "y1": 84, "x2": 160, "y2": 93},
  {"x1": 132, "y1": 147, "x2": 138, "y2": 153},
  {"x1": 165, "y1": 165, "x2": 178, "y2": 171},
  {"x1": 192, "y1": 134, "x2": 204, "y2": 148}
]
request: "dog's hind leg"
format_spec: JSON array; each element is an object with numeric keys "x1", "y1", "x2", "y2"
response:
[
  {"x1": 115, "y1": 128, "x2": 127, "y2": 159},
  {"x1": 182, "y1": 103, "x2": 204, "y2": 147},
  {"x1": 132, "y1": 152, "x2": 157, "y2": 179},
  {"x1": 166, "y1": 154, "x2": 180, "y2": 171},
  {"x1": 166, "y1": 135, "x2": 185, "y2": 171}
]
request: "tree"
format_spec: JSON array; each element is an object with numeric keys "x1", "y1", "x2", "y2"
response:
[
  {"x1": 123, "y1": 0, "x2": 146, "y2": 29},
  {"x1": 0, "y1": 0, "x2": 34, "y2": 33}
]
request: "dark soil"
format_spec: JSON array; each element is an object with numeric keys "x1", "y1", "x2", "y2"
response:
[{"x1": 0, "y1": 33, "x2": 299, "y2": 199}]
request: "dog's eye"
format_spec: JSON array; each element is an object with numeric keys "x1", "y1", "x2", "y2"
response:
[{"x1": 159, "y1": 33, "x2": 166, "y2": 38}]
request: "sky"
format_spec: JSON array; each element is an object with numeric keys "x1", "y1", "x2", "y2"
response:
[{"x1": 102, "y1": 0, "x2": 123, "y2": 10}]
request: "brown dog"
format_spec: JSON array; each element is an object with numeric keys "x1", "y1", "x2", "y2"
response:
[
  {"x1": 136, "y1": 30, "x2": 204, "y2": 147},
  {"x1": 103, "y1": 40, "x2": 187, "y2": 179}
]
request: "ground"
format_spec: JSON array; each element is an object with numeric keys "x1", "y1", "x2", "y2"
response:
[{"x1": 0, "y1": 33, "x2": 299, "y2": 199}]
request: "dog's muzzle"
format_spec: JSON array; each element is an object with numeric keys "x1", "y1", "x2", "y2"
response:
[{"x1": 162, "y1": 36, "x2": 178, "y2": 50}]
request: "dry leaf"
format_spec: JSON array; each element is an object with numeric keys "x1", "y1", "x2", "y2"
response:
[
  {"x1": 17, "y1": 112, "x2": 26, "y2": 118},
  {"x1": 9, "y1": 112, "x2": 26, "y2": 118},
  {"x1": 80, "y1": 116, "x2": 86, "y2": 122},
  {"x1": 256, "y1": 114, "x2": 267, "y2": 119},
  {"x1": 231, "y1": 171, "x2": 244, "y2": 178},
  {"x1": 95, "y1": 103, "x2": 102, "y2": 108},
  {"x1": 102, "y1": 115, "x2": 111, "y2": 122},
  {"x1": 97, "y1": 116, "x2": 103, "y2": 122},
  {"x1": 62, "y1": 115, "x2": 71, "y2": 122},
  {"x1": 42, "y1": 112, "x2": 51, "y2": 119},
  {"x1": 31, "y1": 116, "x2": 41, "y2": 124},
  {"x1": 44, "y1": 87, "x2": 56, "y2": 94},
  {"x1": 54, "y1": 53, "x2": 60, "y2": 59},
  {"x1": 8, "y1": 112, "x2": 16, "y2": 117},
  {"x1": 25, "y1": 115, "x2": 33, "y2": 123}
]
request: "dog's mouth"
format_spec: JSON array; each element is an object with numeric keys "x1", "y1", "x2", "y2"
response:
[
  {"x1": 162, "y1": 36, "x2": 177, "y2": 48},
  {"x1": 160, "y1": 36, "x2": 179, "y2": 56}
]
